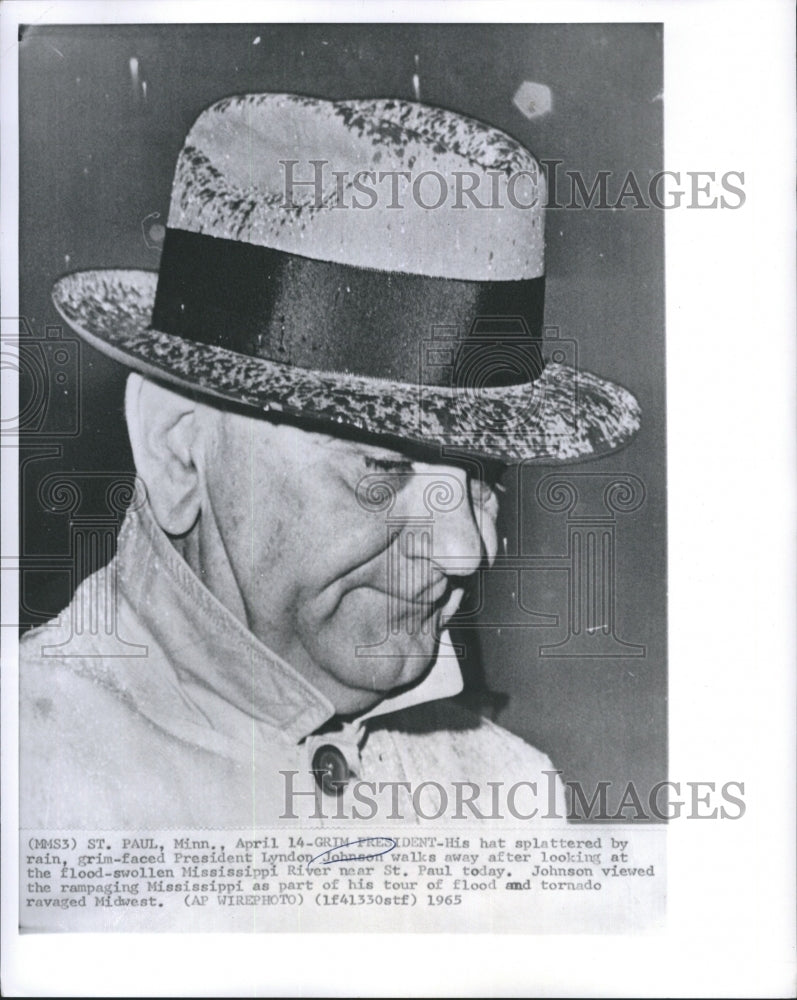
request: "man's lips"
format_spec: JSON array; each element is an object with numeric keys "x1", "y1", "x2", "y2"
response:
[
  {"x1": 382, "y1": 578, "x2": 466, "y2": 629},
  {"x1": 383, "y1": 574, "x2": 450, "y2": 609},
  {"x1": 327, "y1": 558, "x2": 471, "y2": 624}
]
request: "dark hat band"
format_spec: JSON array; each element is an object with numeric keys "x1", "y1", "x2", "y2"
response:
[{"x1": 151, "y1": 228, "x2": 546, "y2": 388}]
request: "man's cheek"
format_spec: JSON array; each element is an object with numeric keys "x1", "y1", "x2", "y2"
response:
[
  {"x1": 317, "y1": 588, "x2": 392, "y2": 655},
  {"x1": 332, "y1": 586, "x2": 441, "y2": 642},
  {"x1": 301, "y1": 590, "x2": 427, "y2": 680}
]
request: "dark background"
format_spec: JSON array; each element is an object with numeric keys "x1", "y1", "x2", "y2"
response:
[{"x1": 18, "y1": 22, "x2": 666, "y2": 817}]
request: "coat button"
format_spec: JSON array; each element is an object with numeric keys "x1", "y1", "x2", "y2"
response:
[{"x1": 312, "y1": 744, "x2": 350, "y2": 796}]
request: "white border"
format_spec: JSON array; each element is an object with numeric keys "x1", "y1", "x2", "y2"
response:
[{"x1": 2, "y1": 2, "x2": 795, "y2": 996}]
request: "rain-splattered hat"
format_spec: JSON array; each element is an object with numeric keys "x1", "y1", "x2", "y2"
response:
[{"x1": 52, "y1": 92, "x2": 640, "y2": 463}]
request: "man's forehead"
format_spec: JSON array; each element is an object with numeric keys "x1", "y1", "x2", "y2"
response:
[
  {"x1": 215, "y1": 400, "x2": 504, "y2": 479},
  {"x1": 273, "y1": 423, "x2": 430, "y2": 467},
  {"x1": 317, "y1": 434, "x2": 410, "y2": 462}
]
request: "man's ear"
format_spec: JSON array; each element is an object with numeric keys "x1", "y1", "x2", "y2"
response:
[{"x1": 125, "y1": 373, "x2": 202, "y2": 535}]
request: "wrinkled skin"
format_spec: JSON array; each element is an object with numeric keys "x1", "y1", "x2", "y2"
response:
[{"x1": 181, "y1": 410, "x2": 500, "y2": 714}]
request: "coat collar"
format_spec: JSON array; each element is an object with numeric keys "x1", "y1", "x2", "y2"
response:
[{"x1": 115, "y1": 502, "x2": 462, "y2": 749}]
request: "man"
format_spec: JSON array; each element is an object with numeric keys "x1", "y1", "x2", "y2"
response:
[{"x1": 20, "y1": 93, "x2": 640, "y2": 828}]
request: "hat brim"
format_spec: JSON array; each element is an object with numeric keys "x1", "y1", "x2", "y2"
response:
[{"x1": 52, "y1": 269, "x2": 641, "y2": 465}]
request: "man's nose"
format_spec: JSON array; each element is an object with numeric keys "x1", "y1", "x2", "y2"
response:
[{"x1": 406, "y1": 465, "x2": 497, "y2": 578}]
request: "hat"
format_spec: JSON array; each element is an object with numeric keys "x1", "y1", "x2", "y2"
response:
[{"x1": 51, "y1": 92, "x2": 640, "y2": 463}]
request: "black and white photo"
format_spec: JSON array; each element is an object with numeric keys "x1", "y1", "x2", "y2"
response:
[{"x1": 1, "y1": 3, "x2": 793, "y2": 996}]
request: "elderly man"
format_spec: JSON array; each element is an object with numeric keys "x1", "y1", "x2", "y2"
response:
[{"x1": 20, "y1": 93, "x2": 640, "y2": 828}]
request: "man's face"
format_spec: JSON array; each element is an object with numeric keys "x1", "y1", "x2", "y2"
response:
[{"x1": 197, "y1": 409, "x2": 500, "y2": 714}]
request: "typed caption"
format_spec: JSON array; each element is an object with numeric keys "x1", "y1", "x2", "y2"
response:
[{"x1": 21, "y1": 825, "x2": 665, "y2": 933}]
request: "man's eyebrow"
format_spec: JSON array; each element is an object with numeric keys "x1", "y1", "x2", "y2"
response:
[{"x1": 317, "y1": 433, "x2": 505, "y2": 482}]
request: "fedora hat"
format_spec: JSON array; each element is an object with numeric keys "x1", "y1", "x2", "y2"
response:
[{"x1": 51, "y1": 92, "x2": 640, "y2": 463}]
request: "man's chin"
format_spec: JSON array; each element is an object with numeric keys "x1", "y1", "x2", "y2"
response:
[{"x1": 320, "y1": 640, "x2": 438, "y2": 715}]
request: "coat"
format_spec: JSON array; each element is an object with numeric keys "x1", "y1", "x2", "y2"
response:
[{"x1": 20, "y1": 502, "x2": 565, "y2": 829}]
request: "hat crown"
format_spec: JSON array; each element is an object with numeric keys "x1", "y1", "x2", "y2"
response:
[
  {"x1": 51, "y1": 92, "x2": 640, "y2": 466},
  {"x1": 167, "y1": 93, "x2": 545, "y2": 281}
]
